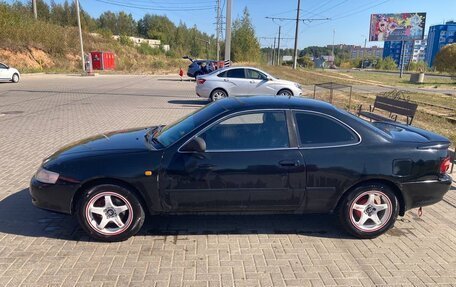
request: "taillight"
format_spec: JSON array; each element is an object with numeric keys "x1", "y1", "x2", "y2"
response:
[
  {"x1": 197, "y1": 78, "x2": 206, "y2": 85},
  {"x1": 440, "y1": 157, "x2": 451, "y2": 174}
]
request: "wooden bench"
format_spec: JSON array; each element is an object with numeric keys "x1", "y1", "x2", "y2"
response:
[{"x1": 357, "y1": 96, "x2": 418, "y2": 125}]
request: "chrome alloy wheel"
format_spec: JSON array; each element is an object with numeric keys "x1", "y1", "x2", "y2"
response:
[
  {"x1": 349, "y1": 190, "x2": 392, "y2": 232},
  {"x1": 85, "y1": 192, "x2": 133, "y2": 235},
  {"x1": 211, "y1": 90, "x2": 227, "y2": 101},
  {"x1": 278, "y1": 90, "x2": 293, "y2": 96}
]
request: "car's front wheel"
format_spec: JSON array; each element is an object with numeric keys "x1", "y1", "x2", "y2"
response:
[
  {"x1": 11, "y1": 73, "x2": 19, "y2": 83},
  {"x1": 338, "y1": 183, "x2": 398, "y2": 239},
  {"x1": 277, "y1": 89, "x2": 293, "y2": 96},
  {"x1": 77, "y1": 184, "x2": 145, "y2": 242},
  {"x1": 210, "y1": 89, "x2": 228, "y2": 101}
]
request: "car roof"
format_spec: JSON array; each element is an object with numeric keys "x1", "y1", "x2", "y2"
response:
[{"x1": 216, "y1": 96, "x2": 338, "y2": 113}]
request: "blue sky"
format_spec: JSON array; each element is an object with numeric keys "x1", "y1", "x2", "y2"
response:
[{"x1": 16, "y1": 0, "x2": 456, "y2": 48}]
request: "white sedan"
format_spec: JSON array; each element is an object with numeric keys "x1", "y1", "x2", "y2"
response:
[
  {"x1": 196, "y1": 66, "x2": 302, "y2": 101},
  {"x1": 0, "y1": 63, "x2": 20, "y2": 83}
]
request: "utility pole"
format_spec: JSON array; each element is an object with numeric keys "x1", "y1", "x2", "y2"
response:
[
  {"x1": 332, "y1": 29, "x2": 335, "y2": 56},
  {"x1": 266, "y1": 4, "x2": 330, "y2": 70},
  {"x1": 224, "y1": 0, "x2": 232, "y2": 64},
  {"x1": 272, "y1": 37, "x2": 276, "y2": 66},
  {"x1": 32, "y1": 0, "x2": 37, "y2": 19},
  {"x1": 215, "y1": 0, "x2": 221, "y2": 61},
  {"x1": 361, "y1": 37, "x2": 367, "y2": 69},
  {"x1": 277, "y1": 26, "x2": 281, "y2": 66},
  {"x1": 292, "y1": 0, "x2": 301, "y2": 69},
  {"x1": 75, "y1": 0, "x2": 85, "y2": 72}
]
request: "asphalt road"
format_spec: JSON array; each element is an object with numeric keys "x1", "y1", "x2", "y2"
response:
[{"x1": 0, "y1": 74, "x2": 455, "y2": 287}]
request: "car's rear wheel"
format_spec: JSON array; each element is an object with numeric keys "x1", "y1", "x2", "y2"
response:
[
  {"x1": 338, "y1": 183, "x2": 398, "y2": 239},
  {"x1": 210, "y1": 89, "x2": 228, "y2": 101},
  {"x1": 77, "y1": 184, "x2": 145, "y2": 242},
  {"x1": 277, "y1": 89, "x2": 293, "y2": 96},
  {"x1": 11, "y1": 73, "x2": 19, "y2": 83}
]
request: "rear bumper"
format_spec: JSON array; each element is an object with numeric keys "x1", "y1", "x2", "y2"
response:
[
  {"x1": 195, "y1": 85, "x2": 211, "y2": 99},
  {"x1": 401, "y1": 174, "x2": 452, "y2": 211},
  {"x1": 29, "y1": 177, "x2": 78, "y2": 214}
]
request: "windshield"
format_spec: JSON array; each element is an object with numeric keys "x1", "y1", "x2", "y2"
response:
[{"x1": 155, "y1": 102, "x2": 222, "y2": 147}]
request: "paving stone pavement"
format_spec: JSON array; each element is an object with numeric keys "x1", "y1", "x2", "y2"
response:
[{"x1": 0, "y1": 74, "x2": 455, "y2": 287}]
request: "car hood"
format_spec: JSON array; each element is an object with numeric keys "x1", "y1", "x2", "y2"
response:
[{"x1": 47, "y1": 127, "x2": 153, "y2": 159}]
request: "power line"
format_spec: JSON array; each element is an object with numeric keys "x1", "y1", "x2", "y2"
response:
[
  {"x1": 266, "y1": 16, "x2": 330, "y2": 22},
  {"x1": 93, "y1": 0, "x2": 216, "y2": 11}
]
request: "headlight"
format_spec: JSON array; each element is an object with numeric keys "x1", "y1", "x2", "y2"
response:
[
  {"x1": 294, "y1": 82, "x2": 302, "y2": 89},
  {"x1": 35, "y1": 168, "x2": 59, "y2": 184}
]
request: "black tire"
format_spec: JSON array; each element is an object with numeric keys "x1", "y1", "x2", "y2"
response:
[
  {"x1": 210, "y1": 89, "x2": 228, "y2": 102},
  {"x1": 277, "y1": 89, "x2": 293, "y2": 96},
  {"x1": 76, "y1": 184, "x2": 145, "y2": 242},
  {"x1": 11, "y1": 73, "x2": 19, "y2": 83},
  {"x1": 338, "y1": 183, "x2": 399, "y2": 239}
]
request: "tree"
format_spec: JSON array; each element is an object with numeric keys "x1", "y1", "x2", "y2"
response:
[
  {"x1": 116, "y1": 12, "x2": 136, "y2": 36},
  {"x1": 434, "y1": 44, "x2": 456, "y2": 79},
  {"x1": 375, "y1": 57, "x2": 397, "y2": 70},
  {"x1": 231, "y1": 7, "x2": 260, "y2": 62},
  {"x1": 98, "y1": 11, "x2": 117, "y2": 34}
]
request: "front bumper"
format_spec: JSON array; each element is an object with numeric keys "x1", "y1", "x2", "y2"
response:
[
  {"x1": 29, "y1": 177, "x2": 79, "y2": 214},
  {"x1": 401, "y1": 174, "x2": 452, "y2": 211}
]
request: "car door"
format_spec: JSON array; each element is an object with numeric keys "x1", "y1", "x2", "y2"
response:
[
  {"x1": 222, "y1": 68, "x2": 251, "y2": 96},
  {"x1": 0, "y1": 64, "x2": 9, "y2": 80},
  {"x1": 293, "y1": 110, "x2": 361, "y2": 213},
  {"x1": 160, "y1": 110, "x2": 305, "y2": 212},
  {"x1": 245, "y1": 69, "x2": 274, "y2": 95}
]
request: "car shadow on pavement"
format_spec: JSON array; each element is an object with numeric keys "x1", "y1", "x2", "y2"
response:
[
  {"x1": 0, "y1": 189, "x2": 351, "y2": 241},
  {"x1": 168, "y1": 100, "x2": 209, "y2": 106}
]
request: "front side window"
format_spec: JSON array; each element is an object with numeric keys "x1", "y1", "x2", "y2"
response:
[
  {"x1": 246, "y1": 69, "x2": 266, "y2": 80},
  {"x1": 226, "y1": 69, "x2": 245, "y2": 79},
  {"x1": 294, "y1": 112, "x2": 358, "y2": 146},
  {"x1": 200, "y1": 111, "x2": 289, "y2": 150}
]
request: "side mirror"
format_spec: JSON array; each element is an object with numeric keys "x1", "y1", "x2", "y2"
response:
[
  {"x1": 267, "y1": 77, "x2": 273, "y2": 81},
  {"x1": 181, "y1": 137, "x2": 206, "y2": 152}
]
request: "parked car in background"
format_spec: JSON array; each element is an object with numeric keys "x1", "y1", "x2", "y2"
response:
[
  {"x1": 196, "y1": 67, "x2": 302, "y2": 101},
  {"x1": 29, "y1": 96, "x2": 452, "y2": 241},
  {"x1": 183, "y1": 56, "x2": 218, "y2": 78},
  {"x1": 0, "y1": 62, "x2": 20, "y2": 83}
]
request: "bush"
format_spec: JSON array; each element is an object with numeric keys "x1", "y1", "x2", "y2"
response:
[
  {"x1": 297, "y1": 56, "x2": 314, "y2": 68},
  {"x1": 434, "y1": 44, "x2": 456, "y2": 79},
  {"x1": 408, "y1": 60, "x2": 427, "y2": 72},
  {"x1": 136, "y1": 42, "x2": 161, "y2": 55},
  {"x1": 375, "y1": 57, "x2": 397, "y2": 70},
  {"x1": 118, "y1": 35, "x2": 133, "y2": 47}
]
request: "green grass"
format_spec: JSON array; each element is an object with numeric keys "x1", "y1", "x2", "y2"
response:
[{"x1": 258, "y1": 65, "x2": 456, "y2": 146}]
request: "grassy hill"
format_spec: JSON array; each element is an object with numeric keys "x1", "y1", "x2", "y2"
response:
[{"x1": 0, "y1": 4, "x2": 186, "y2": 74}]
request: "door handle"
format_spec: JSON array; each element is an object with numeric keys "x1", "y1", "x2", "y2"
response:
[
  {"x1": 249, "y1": 80, "x2": 255, "y2": 84},
  {"x1": 279, "y1": 160, "x2": 300, "y2": 167},
  {"x1": 224, "y1": 79, "x2": 229, "y2": 82}
]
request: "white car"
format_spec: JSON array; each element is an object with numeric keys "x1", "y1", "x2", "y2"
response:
[
  {"x1": 0, "y1": 63, "x2": 20, "y2": 83},
  {"x1": 196, "y1": 66, "x2": 302, "y2": 101}
]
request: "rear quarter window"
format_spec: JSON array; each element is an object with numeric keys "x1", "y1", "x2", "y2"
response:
[{"x1": 294, "y1": 112, "x2": 359, "y2": 147}]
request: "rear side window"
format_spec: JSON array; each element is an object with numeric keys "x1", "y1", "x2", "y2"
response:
[
  {"x1": 226, "y1": 69, "x2": 245, "y2": 79},
  {"x1": 217, "y1": 71, "x2": 227, "y2": 77},
  {"x1": 294, "y1": 112, "x2": 358, "y2": 146}
]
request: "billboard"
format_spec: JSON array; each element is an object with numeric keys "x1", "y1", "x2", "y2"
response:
[{"x1": 369, "y1": 13, "x2": 426, "y2": 41}]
